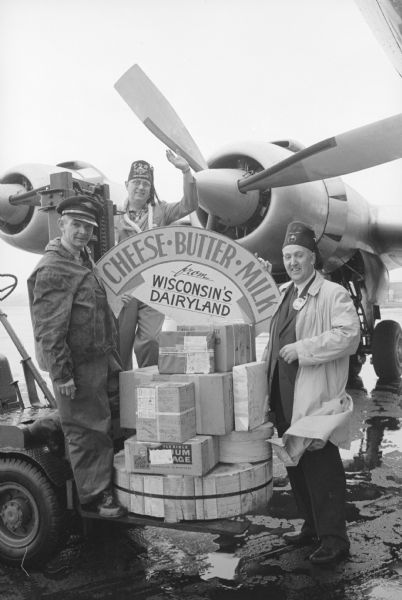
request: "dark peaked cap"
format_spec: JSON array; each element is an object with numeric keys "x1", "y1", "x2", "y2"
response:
[
  {"x1": 57, "y1": 195, "x2": 102, "y2": 227},
  {"x1": 282, "y1": 221, "x2": 316, "y2": 251}
]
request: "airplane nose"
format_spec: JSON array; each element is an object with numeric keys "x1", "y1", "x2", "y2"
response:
[{"x1": 194, "y1": 169, "x2": 260, "y2": 227}]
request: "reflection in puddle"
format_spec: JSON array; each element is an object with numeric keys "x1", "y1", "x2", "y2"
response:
[
  {"x1": 342, "y1": 381, "x2": 402, "y2": 474},
  {"x1": 200, "y1": 552, "x2": 240, "y2": 580},
  {"x1": 365, "y1": 579, "x2": 402, "y2": 599},
  {"x1": 341, "y1": 437, "x2": 364, "y2": 462}
]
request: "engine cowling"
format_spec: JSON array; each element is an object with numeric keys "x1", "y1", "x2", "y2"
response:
[
  {"x1": 0, "y1": 163, "x2": 125, "y2": 254},
  {"x1": 191, "y1": 140, "x2": 372, "y2": 278}
]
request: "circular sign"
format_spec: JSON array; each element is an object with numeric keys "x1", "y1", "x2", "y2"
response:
[{"x1": 97, "y1": 225, "x2": 280, "y2": 334}]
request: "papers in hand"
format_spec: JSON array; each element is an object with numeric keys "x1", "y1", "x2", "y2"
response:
[
  {"x1": 267, "y1": 436, "x2": 314, "y2": 467},
  {"x1": 267, "y1": 438, "x2": 299, "y2": 467}
]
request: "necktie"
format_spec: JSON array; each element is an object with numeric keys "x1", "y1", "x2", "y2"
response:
[{"x1": 285, "y1": 285, "x2": 297, "y2": 318}]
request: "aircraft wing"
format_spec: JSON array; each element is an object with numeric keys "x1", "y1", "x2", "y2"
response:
[{"x1": 355, "y1": 0, "x2": 402, "y2": 76}]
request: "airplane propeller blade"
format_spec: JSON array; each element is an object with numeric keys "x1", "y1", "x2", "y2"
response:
[
  {"x1": 239, "y1": 113, "x2": 402, "y2": 192},
  {"x1": 115, "y1": 64, "x2": 208, "y2": 172}
]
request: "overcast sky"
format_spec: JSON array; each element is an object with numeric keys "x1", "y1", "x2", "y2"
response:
[{"x1": 1, "y1": 0, "x2": 401, "y2": 285}]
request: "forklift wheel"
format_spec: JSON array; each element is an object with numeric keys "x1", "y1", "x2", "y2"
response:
[{"x1": 0, "y1": 457, "x2": 64, "y2": 566}]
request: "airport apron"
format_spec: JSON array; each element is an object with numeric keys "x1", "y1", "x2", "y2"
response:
[{"x1": 269, "y1": 283, "x2": 349, "y2": 543}]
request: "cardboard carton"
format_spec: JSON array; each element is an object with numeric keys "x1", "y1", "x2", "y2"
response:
[
  {"x1": 121, "y1": 367, "x2": 234, "y2": 435},
  {"x1": 125, "y1": 434, "x2": 219, "y2": 476},
  {"x1": 120, "y1": 368, "x2": 158, "y2": 429},
  {"x1": 136, "y1": 381, "x2": 196, "y2": 442},
  {"x1": 158, "y1": 330, "x2": 215, "y2": 374},
  {"x1": 232, "y1": 361, "x2": 268, "y2": 431},
  {"x1": 158, "y1": 372, "x2": 234, "y2": 435},
  {"x1": 178, "y1": 323, "x2": 256, "y2": 372}
]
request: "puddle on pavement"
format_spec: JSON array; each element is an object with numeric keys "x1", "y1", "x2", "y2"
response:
[
  {"x1": 209, "y1": 583, "x2": 286, "y2": 600},
  {"x1": 200, "y1": 552, "x2": 240, "y2": 580},
  {"x1": 214, "y1": 533, "x2": 247, "y2": 553},
  {"x1": 364, "y1": 579, "x2": 402, "y2": 599},
  {"x1": 341, "y1": 437, "x2": 366, "y2": 462},
  {"x1": 342, "y1": 381, "x2": 402, "y2": 472},
  {"x1": 392, "y1": 560, "x2": 402, "y2": 575}
]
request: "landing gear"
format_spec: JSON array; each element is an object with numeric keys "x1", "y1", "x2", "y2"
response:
[
  {"x1": 372, "y1": 320, "x2": 402, "y2": 382},
  {"x1": 0, "y1": 457, "x2": 64, "y2": 566},
  {"x1": 336, "y1": 253, "x2": 402, "y2": 387}
]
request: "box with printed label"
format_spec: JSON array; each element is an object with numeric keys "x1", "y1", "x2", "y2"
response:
[
  {"x1": 232, "y1": 361, "x2": 268, "y2": 431},
  {"x1": 178, "y1": 324, "x2": 256, "y2": 372},
  {"x1": 120, "y1": 367, "x2": 233, "y2": 434},
  {"x1": 119, "y1": 367, "x2": 160, "y2": 429},
  {"x1": 124, "y1": 434, "x2": 219, "y2": 476},
  {"x1": 157, "y1": 372, "x2": 234, "y2": 435},
  {"x1": 158, "y1": 330, "x2": 215, "y2": 374},
  {"x1": 135, "y1": 381, "x2": 196, "y2": 442}
]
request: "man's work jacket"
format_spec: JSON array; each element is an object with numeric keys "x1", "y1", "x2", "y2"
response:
[{"x1": 28, "y1": 238, "x2": 118, "y2": 384}]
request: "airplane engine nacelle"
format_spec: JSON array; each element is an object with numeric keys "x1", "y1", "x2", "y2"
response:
[
  {"x1": 0, "y1": 164, "x2": 65, "y2": 254},
  {"x1": 191, "y1": 141, "x2": 373, "y2": 278},
  {"x1": 0, "y1": 163, "x2": 125, "y2": 254}
]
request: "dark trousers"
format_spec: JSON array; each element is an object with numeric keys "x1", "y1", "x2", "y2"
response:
[
  {"x1": 52, "y1": 355, "x2": 114, "y2": 504},
  {"x1": 118, "y1": 298, "x2": 164, "y2": 370},
  {"x1": 272, "y1": 370, "x2": 349, "y2": 545},
  {"x1": 287, "y1": 442, "x2": 349, "y2": 544}
]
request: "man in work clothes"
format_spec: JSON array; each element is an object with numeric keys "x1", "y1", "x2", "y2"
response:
[
  {"x1": 116, "y1": 149, "x2": 198, "y2": 370},
  {"x1": 264, "y1": 221, "x2": 360, "y2": 565},
  {"x1": 28, "y1": 196, "x2": 126, "y2": 518}
]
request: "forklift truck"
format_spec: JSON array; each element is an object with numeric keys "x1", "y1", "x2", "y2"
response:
[{"x1": 0, "y1": 174, "x2": 249, "y2": 566}]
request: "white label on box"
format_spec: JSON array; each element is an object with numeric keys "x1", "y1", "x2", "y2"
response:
[
  {"x1": 137, "y1": 388, "x2": 156, "y2": 418},
  {"x1": 186, "y1": 352, "x2": 210, "y2": 373},
  {"x1": 149, "y1": 449, "x2": 174, "y2": 464},
  {"x1": 183, "y1": 336, "x2": 208, "y2": 350}
]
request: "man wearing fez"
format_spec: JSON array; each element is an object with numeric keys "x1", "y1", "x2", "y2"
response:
[
  {"x1": 263, "y1": 221, "x2": 360, "y2": 565},
  {"x1": 116, "y1": 149, "x2": 198, "y2": 370},
  {"x1": 28, "y1": 196, "x2": 126, "y2": 518}
]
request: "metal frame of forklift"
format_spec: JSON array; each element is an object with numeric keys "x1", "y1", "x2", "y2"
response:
[{"x1": 0, "y1": 175, "x2": 250, "y2": 566}]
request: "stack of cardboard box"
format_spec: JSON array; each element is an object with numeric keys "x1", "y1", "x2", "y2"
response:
[{"x1": 116, "y1": 323, "x2": 274, "y2": 522}]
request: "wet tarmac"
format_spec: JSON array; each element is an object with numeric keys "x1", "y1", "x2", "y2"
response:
[{"x1": 1, "y1": 312, "x2": 402, "y2": 599}]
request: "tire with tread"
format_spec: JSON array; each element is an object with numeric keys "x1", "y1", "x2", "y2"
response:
[
  {"x1": 372, "y1": 319, "x2": 402, "y2": 381},
  {"x1": 0, "y1": 456, "x2": 64, "y2": 566}
]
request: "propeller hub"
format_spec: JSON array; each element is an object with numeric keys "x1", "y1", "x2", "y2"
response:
[{"x1": 194, "y1": 169, "x2": 260, "y2": 227}]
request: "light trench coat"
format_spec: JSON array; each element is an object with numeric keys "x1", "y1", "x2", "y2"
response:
[{"x1": 265, "y1": 271, "x2": 361, "y2": 465}]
